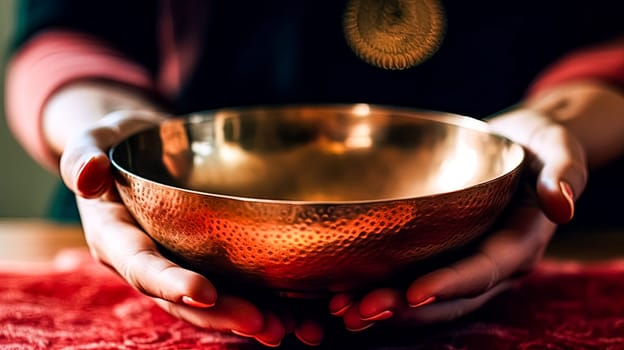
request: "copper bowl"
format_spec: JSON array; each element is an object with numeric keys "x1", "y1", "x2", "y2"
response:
[{"x1": 109, "y1": 104, "x2": 525, "y2": 297}]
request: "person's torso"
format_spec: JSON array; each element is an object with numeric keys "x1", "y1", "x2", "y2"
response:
[{"x1": 172, "y1": 0, "x2": 623, "y2": 119}]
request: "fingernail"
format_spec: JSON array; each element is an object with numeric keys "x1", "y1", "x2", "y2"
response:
[
  {"x1": 75, "y1": 158, "x2": 89, "y2": 178},
  {"x1": 330, "y1": 301, "x2": 353, "y2": 316},
  {"x1": 254, "y1": 337, "x2": 281, "y2": 348},
  {"x1": 182, "y1": 295, "x2": 215, "y2": 308},
  {"x1": 346, "y1": 323, "x2": 374, "y2": 332},
  {"x1": 231, "y1": 329, "x2": 256, "y2": 338},
  {"x1": 559, "y1": 181, "x2": 575, "y2": 221},
  {"x1": 361, "y1": 310, "x2": 394, "y2": 321},
  {"x1": 294, "y1": 331, "x2": 323, "y2": 347},
  {"x1": 408, "y1": 295, "x2": 436, "y2": 308},
  {"x1": 75, "y1": 155, "x2": 109, "y2": 196}
]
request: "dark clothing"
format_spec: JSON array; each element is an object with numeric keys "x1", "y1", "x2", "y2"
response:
[
  {"x1": 14, "y1": 0, "x2": 623, "y2": 117},
  {"x1": 11, "y1": 0, "x2": 624, "y2": 227}
]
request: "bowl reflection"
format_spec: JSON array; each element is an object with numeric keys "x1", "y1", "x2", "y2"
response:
[{"x1": 110, "y1": 104, "x2": 524, "y2": 297}]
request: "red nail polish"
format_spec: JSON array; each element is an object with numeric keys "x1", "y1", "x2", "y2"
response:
[
  {"x1": 182, "y1": 295, "x2": 214, "y2": 308},
  {"x1": 408, "y1": 295, "x2": 436, "y2": 308},
  {"x1": 295, "y1": 333, "x2": 322, "y2": 347},
  {"x1": 346, "y1": 323, "x2": 374, "y2": 332},
  {"x1": 361, "y1": 310, "x2": 394, "y2": 321},
  {"x1": 294, "y1": 322, "x2": 324, "y2": 346},
  {"x1": 560, "y1": 181, "x2": 575, "y2": 221},
  {"x1": 76, "y1": 156, "x2": 109, "y2": 197},
  {"x1": 231, "y1": 329, "x2": 256, "y2": 338},
  {"x1": 254, "y1": 337, "x2": 281, "y2": 348},
  {"x1": 330, "y1": 301, "x2": 353, "y2": 316}
]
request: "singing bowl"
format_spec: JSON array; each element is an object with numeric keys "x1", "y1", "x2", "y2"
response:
[{"x1": 109, "y1": 104, "x2": 525, "y2": 297}]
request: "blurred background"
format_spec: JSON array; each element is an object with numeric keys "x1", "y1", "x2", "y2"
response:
[{"x1": 0, "y1": 0, "x2": 57, "y2": 217}]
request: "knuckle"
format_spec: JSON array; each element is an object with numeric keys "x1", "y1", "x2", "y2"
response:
[
  {"x1": 118, "y1": 250, "x2": 152, "y2": 295},
  {"x1": 425, "y1": 266, "x2": 462, "y2": 298},
  {"x1": 108, "y1": 245, "x2": 188, "y2": 302},
  {"x1": 154, "y1": 264, "x2": 182, "y2": 301},
  {"x1": 161, "y1": 300, "x2": 184, "y2": 321},
  {"x1": 477, "y1": 250, "x2": 501, "y2": 291}
]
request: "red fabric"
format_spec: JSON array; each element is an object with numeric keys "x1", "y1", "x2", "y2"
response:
[
  {"x1": 4, "y1": 30, "x2": 157, "y2": 172},
  {"x1": 2, "y1": 251, "x2": 624, "y2": 349}
]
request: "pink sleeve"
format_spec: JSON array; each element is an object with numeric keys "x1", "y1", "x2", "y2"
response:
[
  {"x1": 4, "y1": 30, "x2": 157, "y2": 172},
  {"x1": 528, "y1": 37, "x2": 624, "y2": 97}
]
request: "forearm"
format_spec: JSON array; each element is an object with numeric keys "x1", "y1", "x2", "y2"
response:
[
  {"x1": 43, "y1": 81, "x2": 164, "y2": 163},
  {"x1": 4, "y1": 30, "x2": 161, "y2": 172}
]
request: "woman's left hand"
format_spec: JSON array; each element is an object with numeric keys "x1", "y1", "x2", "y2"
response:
[{"x1": 328, "y1": 107, "x2": 588, "y2": 331}]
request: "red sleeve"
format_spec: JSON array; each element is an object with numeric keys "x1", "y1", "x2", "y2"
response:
[
  {"x1": 528, "y1": 37, "x2": 624, "y2": 97},
  {"x1": 4, "y1": 30, "x2": 158, "y2": 172}
]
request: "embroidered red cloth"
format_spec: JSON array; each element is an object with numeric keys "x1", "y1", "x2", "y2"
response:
[{"x1": 2, "y1": 250, "x2": 624, "y2": 349}]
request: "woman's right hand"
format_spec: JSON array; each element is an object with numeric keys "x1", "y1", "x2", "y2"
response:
[{"x1": 59, "y1": 110, "x2": 315, "y2": 347}]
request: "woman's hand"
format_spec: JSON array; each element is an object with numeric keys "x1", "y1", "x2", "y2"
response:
[
  {"x1": 59, "y1": 110, "x2": 326, "y2": 347},
  {"x1": 328, "y1": 104, "x2": 589, "y2": 331}
]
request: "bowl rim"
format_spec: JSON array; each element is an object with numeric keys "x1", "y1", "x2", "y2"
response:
[{"x1": 109, "y1": 103, "x2": 525, "y2": 205}]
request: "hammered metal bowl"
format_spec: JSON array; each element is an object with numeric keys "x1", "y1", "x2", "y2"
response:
[{"x1": 109, "y1": 104, "x2": 525, "y2": 297}]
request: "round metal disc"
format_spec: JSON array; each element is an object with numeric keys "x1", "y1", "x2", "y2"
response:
[{"x1": 343, "y1": 0, "x2": 446, "y2": 70}]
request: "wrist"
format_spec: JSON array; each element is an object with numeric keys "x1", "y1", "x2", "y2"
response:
[{"x1": 42, "y1": 80, "x2": 165, "y2": 168}]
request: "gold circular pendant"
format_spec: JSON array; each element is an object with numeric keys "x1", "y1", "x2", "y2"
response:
[{"x1": 343, "y1": 0, "x2": 446, "y2": 70}]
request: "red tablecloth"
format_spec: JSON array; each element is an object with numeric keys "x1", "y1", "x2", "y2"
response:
[{"x1": 2, "y1": 250, "x2": 624, "y2": 349}]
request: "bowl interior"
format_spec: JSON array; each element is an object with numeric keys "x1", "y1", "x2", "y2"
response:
[{"x1": 110, "y1": 104, "x2": 524, "y2": 202}]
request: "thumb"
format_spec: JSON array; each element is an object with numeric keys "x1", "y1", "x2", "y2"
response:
[
  {"x1": 487, "y1": 109, "x2": 587, "y2": 224},
  {"x1": 60, "y1": 110, "x2": 165, "y2": 198},
  {"x1": 529, "y1": 124, "x2": 588, "y2": 224}
]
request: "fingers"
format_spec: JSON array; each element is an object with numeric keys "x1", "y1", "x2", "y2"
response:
[
  {"x1": 339, "y1": 281, "x2": 513, "y2": 330},
  {"x1": 274, "y1": 301, "x2": 324, "y2": 346},
  {"x1": 158, "y1": 298, "x2": 322, "y2": 348},
  {"x1": 237, "y1": 312, "x2": 286, "y2": 348},
  {"x1": 235, "y1": 302, "x2": 324, "y2": 347},
  {"x1": 343, "y1": 301, "x2": 375, "y2": 332},
  {"x1": 118, "y1": 249, "x2": 219, "y2": 307},
  {"x1": 526, "y1": 81, "x2": 624, "y2": 168},
  {"x1": 294, "y1": 319, "x2": 324, "y2": 346},
  {"x1": 78, "y1": 196, "x2": 294, "y2": 345},
  {"x1": 60, "y1": 110, "x2": 165, "y2": 198},
  {"x1": 62, "y1": 110, "x2": 304, "y2": 347},
  {"x1": 529, "y1": 124, "x2": 587, "y2": 223},
  {"x1": 487, "y1": 109, "x2": 587, "y2": 224},
  {"x1": 358, "y1": 288, "x2": 403, "y2": 321},
  {"x1": 153, "y1": 296, "x2": 265, "y2": 336},
  {"x1": 333, "y1": 207, "x2": 552, "y2": 329},
  {"x1": 339, "y1": 288, "x2": 402, "y2": 332},
  {"x1": 405, "y1": 206, "x2": 554, "y2": 307},
  {"x1": 395, "y1": 280, "x2": 513, "y2": 325},
  {"x1": 329, "y1": 293, "x2": 353, "y2": 316},
  {"x1": 333, "y1": 108, "x2": 583, "y2": 332},
  {"x1": 77, "y1": 197, "x2": 218, "y2": 308},
  {"x1": 233, "y1": 308, "x2": 325, "y2": 347}
]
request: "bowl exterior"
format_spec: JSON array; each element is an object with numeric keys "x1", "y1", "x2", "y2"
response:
[{"x1": 113, "y1": 165, "x2": 522, "y2": 295}]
